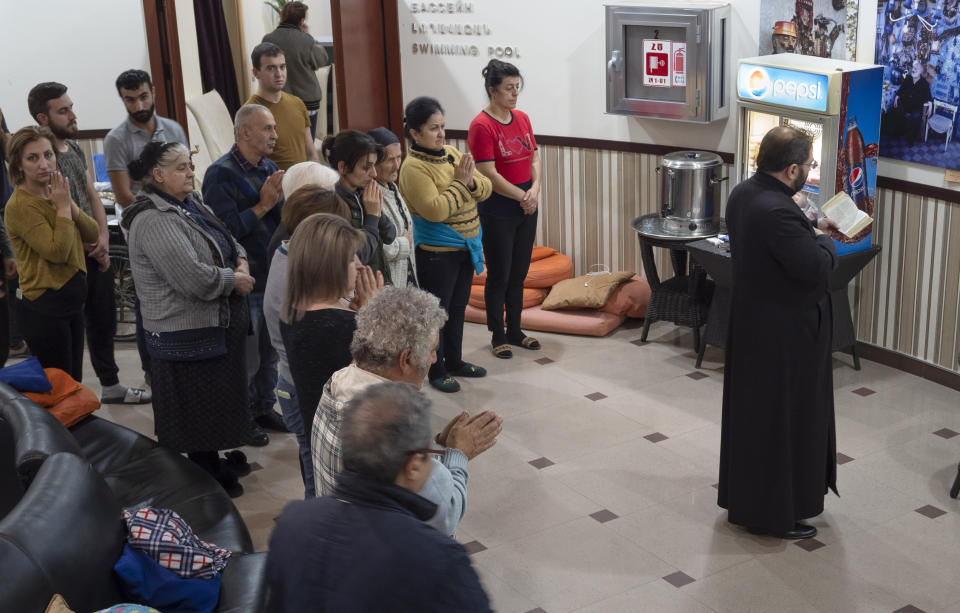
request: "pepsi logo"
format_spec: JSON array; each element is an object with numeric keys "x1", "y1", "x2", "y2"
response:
[
  {"x1": 849, "y1": 167, "x2": 864, "y2": 187},
  {"x1": 748, "y1": 69, "x2": 770, "y2": 97}
]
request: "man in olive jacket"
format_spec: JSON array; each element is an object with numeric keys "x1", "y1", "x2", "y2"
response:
[{"x1": 262, "y1": 1, "x2": 329, "y2": 139}]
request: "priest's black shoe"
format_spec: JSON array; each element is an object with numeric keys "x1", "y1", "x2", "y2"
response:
[{"x1": 746, "y1": 523, "x2": 817, "y2": 540}]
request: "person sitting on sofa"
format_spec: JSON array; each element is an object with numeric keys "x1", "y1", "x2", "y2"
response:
[
  {"x1": 267, "y1": 382, "x2": 492, "y2": 612},
  {"x1": 312, "y1": 285, "x2": 503, "y2": 536}
]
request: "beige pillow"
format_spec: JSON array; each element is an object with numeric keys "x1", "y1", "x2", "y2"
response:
[
  {"x1": 45, "y1": 594, "x2": 75, "y2": 613},
  {"x1": 541, "y1": 271, "x2": 635, "y2": 310}
]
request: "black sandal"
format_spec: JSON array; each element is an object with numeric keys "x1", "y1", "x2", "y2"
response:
[
  {"x1": 509, "y1": 334, "x2": 541, "y2": 350},
  {"x1": 492, "y1": 343, "x2": 513, "y2": 359}
]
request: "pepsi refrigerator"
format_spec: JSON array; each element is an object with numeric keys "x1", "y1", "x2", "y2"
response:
[{"x1": 733, "y1": 53, "x2": 883, "y2": 255}]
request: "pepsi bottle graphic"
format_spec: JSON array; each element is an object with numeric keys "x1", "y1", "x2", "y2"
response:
[{"x1": 844, "y1": 116, "x2": 868, "y2": 209}]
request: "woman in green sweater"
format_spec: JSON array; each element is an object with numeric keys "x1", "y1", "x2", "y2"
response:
[
  {"x1": 398, "y1": 97, "x2": 493, "y2": 393},
  {"x1": 4, "y1": 126, "x2": 99, "y2": 380}
]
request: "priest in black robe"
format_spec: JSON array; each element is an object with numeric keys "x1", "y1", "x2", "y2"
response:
[{"x1": 718, "y1": 126, "x2": 839, "y2": 540}]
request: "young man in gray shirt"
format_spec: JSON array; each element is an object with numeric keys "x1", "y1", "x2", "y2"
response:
[{"x1": 104, "y1": 70, "x2": 188, "y2": 206}]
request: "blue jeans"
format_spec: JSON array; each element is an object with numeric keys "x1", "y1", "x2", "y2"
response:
[
  {"x1": 246, "y1": 292, "x2": 279, "y2": 418},
  {"x1": 277, "y1": 375, "x2": 314, "y2": 498}
]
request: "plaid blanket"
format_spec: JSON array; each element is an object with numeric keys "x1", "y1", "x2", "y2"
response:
[{"x1": 123, "y1": 507, "x2": 231, "y2": 579}]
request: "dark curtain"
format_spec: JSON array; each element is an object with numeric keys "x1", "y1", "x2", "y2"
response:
[{"x1": 193, "y1": 0, "x2": 242, "y2": 117}]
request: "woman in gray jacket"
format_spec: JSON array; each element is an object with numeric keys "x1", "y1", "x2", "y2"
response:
[{"x1": 121, "y1": 142, "x2": 258, "y2": 498}]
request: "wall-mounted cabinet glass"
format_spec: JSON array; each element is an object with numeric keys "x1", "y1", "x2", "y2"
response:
[{"x1": 606, "y1": 2, "x2": 730, "y2": 123}]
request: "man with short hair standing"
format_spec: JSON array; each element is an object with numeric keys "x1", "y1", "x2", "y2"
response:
[
  {"x1": 104, "y1": 70, "x2": 188, "y2": 206},
  {"x1": 718, "y1": 126, "x2": 839, "y2": 540},
  {"x1": 202, "y1": 104, "x2": 287, "y2": 445},
  {"x1": 267, "y1": 382, "x2": 492, "y2": 612},
  {"x1": 246, "y1": 42, "x2": 319, "y2": 171},
  {"x1": 28, "y1": 82, "x2": 150, "y2": 403},
  {"x1": 104, "y1": 69, "x2": 188, "y2": 385}
]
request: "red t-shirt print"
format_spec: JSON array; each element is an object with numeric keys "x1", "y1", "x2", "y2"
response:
[{"x1": 468, "y1": 109, "x2": 538, "y2": 185}]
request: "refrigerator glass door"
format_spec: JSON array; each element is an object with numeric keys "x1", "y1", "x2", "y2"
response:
[{"x1": 742, "y1": 109, "x2": 826, "y2": 209}]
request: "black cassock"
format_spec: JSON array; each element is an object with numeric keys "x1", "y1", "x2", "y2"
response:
[{"x1": 717, "y1": 172, "x2": 839, "y2": 533}]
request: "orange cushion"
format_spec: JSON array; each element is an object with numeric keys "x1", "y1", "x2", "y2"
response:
[
  {"x1": 600, "y1": 275, "x2": 652, "y2": 318},
  {"x1": 530, "y1": 246, "x2": 557, "y2": 262},
  {"x1": 24, "y1": 368, "x2": 101, "y2": 427},
  {"x1": 473, "y1": 246, "x2": 561, "y2": 285},
  {"x1": 465, "y1": 304, "x2": 624, "y2": 337},
  {"x1": 468, "y1": 285, "x2": 548, "y2": 309},
  {"x1": 524, "y1": 253, "x2": 574, "y2": 289}
]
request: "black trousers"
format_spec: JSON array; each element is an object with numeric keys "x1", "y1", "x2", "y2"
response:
[
  {"x1": 84, "y1": 256, "x2": 119, "y2": 386},
  {"x1": 480, "y1": 210, "x2": 538, "y2": 341},
  {"x1": 415, "y1": 247, "x2": 473, "y2": 380},
  {"x1": 17, "y1": 274, "x2": 86, "y2": 381}
]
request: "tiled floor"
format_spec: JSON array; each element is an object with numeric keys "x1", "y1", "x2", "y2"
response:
[{"x1": 94, "y1": 319, "x2": 960, "y2": 613}]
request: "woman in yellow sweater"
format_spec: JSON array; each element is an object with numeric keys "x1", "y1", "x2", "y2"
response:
[
  {"x1": 4, "y1": 126, "x2": 100, "y2": 380},
  {"x1": 398, "y1": 96, "x2": 493, "y2": 393}
]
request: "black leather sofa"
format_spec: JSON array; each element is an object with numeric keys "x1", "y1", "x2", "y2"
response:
[{"x1": 0, "y1": 383, "x2": 268, "y2": 612}]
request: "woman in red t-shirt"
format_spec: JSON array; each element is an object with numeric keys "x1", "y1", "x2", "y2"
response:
[{"x1": 468, "y1": 60, "x2": 541, "y2": 359}]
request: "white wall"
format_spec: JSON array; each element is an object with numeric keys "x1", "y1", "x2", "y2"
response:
[
  {"x1": 304, "y1": 0, "x2": 333, "y2": 38},
  {"x1": 0, "y1": 0, "x2": 150, "y2": 131},
  {"x1": 176, "y1": 1, "x2": 205, "y2": 103},
  {"x1": 397, "y1": 0, "x2": 957, "y2": 191}
]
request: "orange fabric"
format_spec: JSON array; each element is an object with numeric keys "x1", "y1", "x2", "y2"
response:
[
  {"x1": 24, "y1": 368, "x2": 101, "y2": 427},
  {"x1": 465, "y1": 304, "x2": 624, "y2": 337},
  {"x1": 529, "y1": 246, "x2": 557, "y2": 262},
  {"x1": 524, "y1": 253, "x2": 574, "y2": 289},
  {"x1": 468, "y1": 285, "x2": 548, "y2": 309},
  {"x1": 599, "y1": 275, "x2": 652, "y2": 318},
  {"x1": 473, "y1": 245, "x2": 560, "y2": 285}
]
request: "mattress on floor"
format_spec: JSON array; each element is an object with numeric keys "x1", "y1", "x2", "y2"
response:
[{"x1": 464, "y1": 304, "x2": 625, "y2": 337}]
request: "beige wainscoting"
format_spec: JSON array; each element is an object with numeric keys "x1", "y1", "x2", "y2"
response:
[
  {"x1": 446, "y1": 138, "x2": 732, "y2": 280},
  {"x1": 855, "y1": 188, "x2": 960, "y2": 372}
]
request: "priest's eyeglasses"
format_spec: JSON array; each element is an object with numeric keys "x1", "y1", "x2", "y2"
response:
[{"x1": 798, "y1": 160, "x2": 819, "y2": 170}]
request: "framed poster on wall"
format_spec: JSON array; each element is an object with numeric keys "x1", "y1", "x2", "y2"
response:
[{"x1": 875, "y1": 0, "x2": 960, "y2": 170}]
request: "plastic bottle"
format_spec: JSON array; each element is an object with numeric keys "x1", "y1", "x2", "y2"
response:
[{"x1": 844, "y1": 116, "x2": 869, "y2": 210}]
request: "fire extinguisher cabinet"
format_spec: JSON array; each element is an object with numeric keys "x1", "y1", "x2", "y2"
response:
[{"x1": 605, "y1": 2, "x2": 731, "y2": 123}]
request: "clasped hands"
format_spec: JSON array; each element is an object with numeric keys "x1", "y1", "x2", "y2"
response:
[{"x1": 435, "y1": 410, "x2": 504, "y2": 460}]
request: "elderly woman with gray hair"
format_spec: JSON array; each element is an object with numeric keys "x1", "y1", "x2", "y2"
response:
[
  {"x1": 312, "y1": 285, "x2": 503, "y2": 536},
  {"x1": 121, "y1": 141, "x2": 259, "y2": 498}
]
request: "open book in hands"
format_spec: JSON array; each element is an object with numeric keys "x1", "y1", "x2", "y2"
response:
[{"x1": 820, "y1": 191, "x2": 873, "y2": 238}]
